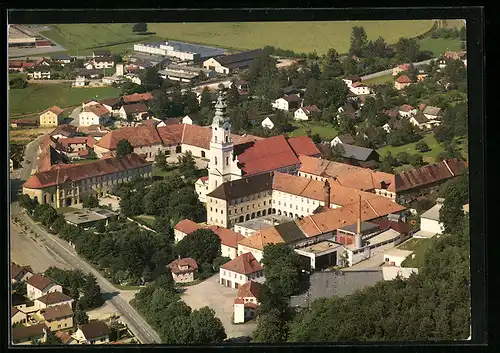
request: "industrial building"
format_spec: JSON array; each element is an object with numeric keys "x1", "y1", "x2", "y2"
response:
[{"x1": 133, "y1": 41, "x2": 227, "y2": 62}]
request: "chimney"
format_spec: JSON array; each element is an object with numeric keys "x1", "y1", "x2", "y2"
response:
[
  {"x1": 355, "y1": 195, "x2": 363, "y2": 249},
  {"x1": 178, "y1": 255, "x2": 181, "y2": 260},
  {"x1": 323, "y1": 180, "x2": 331, "y2": 209}
]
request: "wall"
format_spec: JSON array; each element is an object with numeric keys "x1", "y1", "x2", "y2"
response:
[
  {"x1": 172, "y1": 271, "x2": 195, "y2": 283},
  {"x1": 194, "y1": 179, "x2": 208, "y2": 203},
  {"x1": 219, "y1": 268, "x2": 249, "y2": 288},
  {"x1": 420, "y1": 217, "x2": 444, "y2": 234},
  {"x1": 233, "y1": 303, "x2": 245, "y2": 323},
  {"x1": 181, "y1": 144, "x2": 209, "y2": 159},
  {"x1": 79, "y1": 112, "x2": 100, "y2": 127},
  {"x1": 271, "y1": 190, "x2": 340, "y2": 219},
  {"x1": 11, "y1": 311, "x2": 27, "y2": 325},
  {"x1": 35, "y1": 298, "x2": 73, "y2": 310},
  {"x1": 44, "y1": 316, "x2": 73, "y2": 331},
  {"x1": 294, "y1": 110, "x2": 309, "y2": 121},
  {"x1": 174, "y1": 229, "x2": 188, "y2": 244},
  {"x1": 237, "y1": 244, "x2": 263, "y2": 263},
  {"x1": 221, "y1": 244, "x2": 237, "y2": 260},
  {"x1": 40, "y1": 111, "x2": 58, "y2": 127},
  {"x1": 27, "y1": 283, "x2": 63, "y2": 301}
]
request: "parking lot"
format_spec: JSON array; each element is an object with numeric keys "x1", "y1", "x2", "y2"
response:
[{"x1": 180, "y1": 274, "x2": 257, "y2": 339}]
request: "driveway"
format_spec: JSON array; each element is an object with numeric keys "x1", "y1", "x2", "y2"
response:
[
  {"x1": 69, "y1": 106, "x2": 82, "y2": 126},
  {"x1": 180, "y1": 274, "x2": 257, "y2": 339},
  {"x1": 166, "y1": 153, "x2": 209, "y2": 170}
]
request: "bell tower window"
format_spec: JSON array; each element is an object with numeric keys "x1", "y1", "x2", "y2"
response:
[
  {"x1": 215, "y1": 136, "x2": 217, "y2": 143},
  {"x1": 215, "y1": 157, "x2": 218, "y2": 165},
  {"x1": 225, "y1": 136, "x2": 229, "y2": 143},
  {"x1": 226, "y1": 156, "x2": 229, "y2": 165}
]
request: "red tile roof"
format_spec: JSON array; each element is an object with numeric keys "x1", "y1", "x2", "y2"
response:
[
  {"x1": 121, "y1": 103, "x2": 148, "y2": 114},
  {"x1": 12, "y1": 323, "x2": 48, "y2": 341},
  {"x1": 123, "y1": 92, "x2": 153, "y2": 103},
  {"x1": 35, "y1": 291, "x2": 72, "y2": 305},
  {"x1": 44, "y1": 106, "x2": 64, "y2": 116},
  {"x1": 237, "y1": 281, "x2": 262, "y2": 300},
  {"x1": 79, "y1": 321, "x2": 110, "y2": 340},
  {"x1": 78, "y1": 150, "x2": 89, "y2": 157},
  {"x1": 50, "y1": 124, "x2": 77, "y2": 137},
  {"x1": 371, "y1": 219, "x2": 411, "y2": 234},
  {"x1": 396, "y1": 75, "x2": 412, "y2": 84},
  {"x1": 168, "y1": 257, "x2": 198, "y2": 274},
  {"x1": 55, "y1": 331, "x2": 73, "y2": 344},
  {"x1": 298, "y1": 105, "x2": 321, "y2": 115},
  {"x1": 59, "y1": 137, "x2": 88, "y2": 147},
  {"x1": 27, "y1": 274, "x2": 54, "y2": 291},
  {"x1": 174, "y1": 219, "x2": 201, "y2": 235},
  {"x1": 399, "y1": 104, "x2": 415, "y2": 112},
  {"x1": 221, "y1": 252, "x2": 262, "y2": 275},
  {"x1": 398, "y1": 64, "x2": 409, "y2": 70},
  {"x1": 351, "y1": 82, "x2": 365, "y2": 88},
  {"x1": 234, "y1": 298, "x2": 245, "y2": 304},
  {"x1": 287, "y1": 136, "x2": 321, "y2": 157},
  {"x1": 11, "y1": 262, "x2": 33, "y2": 281},
  {"x1": 209, "y1": 226, "x2": 245, "y2": 249},
  {"x1": 23, "y1": 153, "x2": 150, "y2": 189},
  {"x1": 41, "y1": 303, "x2": 73, "y2": 321},
  {"x1": 83, "y1": 104, "x2": 110, "y2": 117},
  {"x1": 96, "y1": 125, "x2": 162, "y2": 150}
]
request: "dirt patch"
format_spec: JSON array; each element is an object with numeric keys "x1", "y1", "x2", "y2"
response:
[{"x1": 10, "y1": 128, "x2": 53, "y2": 140}]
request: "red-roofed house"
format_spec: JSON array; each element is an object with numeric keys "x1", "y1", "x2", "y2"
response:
[
  {"x1": 118, "y1": 103, "x2": 149, "y2": 121},
  {"x1": 40, "y1": 106, "x2": 65, "y2": 127},
  {"x1": 286, "y1": 136, "x2": 321, "y2": 157},
  {"x1": 293, "y1": 105, "x2": 321, "y2": 121},
  {"x1": 11, "y1": 262, "x2": 34, "y2": 284},
  {"x1": 123, "y1": 92, "x2": 153, "y2": 104},
  {"x1": 219, "y1": 252, "x2": 263, "y2": 289},
  {"x1": 168, "y1": 257, "x2": 198, "y2": 283},
  {"x1": 26, "y1": 274, "x2": 63, "y2": 300},
  {"x1": 393, "y1": 64, "x2": 409, "y2": 76},
  {"x1": 398, "y1": 104, "x2": 418, "y2": 118},
  {"x1": 395, "y1": 75, "x2": 413, "y2": 90},
  {"x1": 233, "y1": 280, "x2": 263, "y2": 323},
  {"x1": 78, "y1": 104, "x2": 111, "y2": 127},
  {"x1": 349, "y1": 82, "x2": 371, "y2": 95},
  {"x1": 174, "y1": 219, "x2": 202, "y2": 243}
]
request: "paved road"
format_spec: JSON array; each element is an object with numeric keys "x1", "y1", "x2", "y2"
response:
[
  {"x1": 13, "y1": 134, "x2": 45, "y2": 181},
  {"x1": 69, "y1": 106, "x2": 82, "y2": 126},
  {"x1": 360, "y1": 58, "x2": 436, "y2": 81},
  {"x1": 8, "y1": 26, "x2": 67, "y2": 58},
  {"x1": 11, "y1": 203, "x2": 162, "y2": 344}
]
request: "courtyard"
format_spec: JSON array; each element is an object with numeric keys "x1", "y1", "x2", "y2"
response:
[{"x1": 179, "y1": 274, "x2": 257, "y2": 339}]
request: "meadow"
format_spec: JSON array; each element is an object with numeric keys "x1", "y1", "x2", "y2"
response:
[
  {"x1": 289, "y1": 121, "x2": 338, "y2": 140},
  {"x1": 417, "y1": 37, "x2": 463, "y2": 56},
  {"x1": 377, "y1": 134, "x2": 444, "y2": 163},
  {"x1": 361, "y1": 73, "x2": 394, "y2": 86},
  {"x1": 9, "y1": 83, "x2": 121, "y2": 118},
  {"x1": 41, "y1": 20, "x2": 437, "y2": 56}
]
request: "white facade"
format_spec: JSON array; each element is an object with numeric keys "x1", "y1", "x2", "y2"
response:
[
  {"x1": 182, "y1": 115, "x2": 195, "y2": 125},
  {"x1": 34, "y1": 297, "x2": 74, "y2": 310},
  {"x1": 349, "y1": 84, "x2": 371, "y2": 95},
  {"x1": 134, "y1": 43, "x2": 167, "y2": 56},
  {"x1": 420, "y1": 217, "x2": 444, "y2": 235},
  {"x1": 74, "y1": 328, "x2": 110, "y2": 345},
  {"x1": 382, "y1": 266, "x2": 418, "y2": 281},
  {"x1": 26, "y1": 283, "x2": 63, "y2": 301},
  {"x1": 330, "y1": 136, "x2": 344, "y2": 147},
  {"x1": 221, "y1": 244, "x2": 238, "y2": 260},
  {"x1": 195, "y1": 178, "x2": 209, "y2": 203},
  {"x1": 78, "y1": 112, "x2": 104, "y2": 127},
  {"x1": 233, "y1": 302, "x2": 245, "y2": 324},
  {"x1": 73, "y1": 76, "x2": 87, "y2": 87},
  {"x1": 219, "y1": 267, "x2": 263, "y2": 289},
  {"x1": 383, "y1": 249, "x2": 414, "y2": 267},
  {"x1": 203, "y1": 57, "x2": 229, "y2": 74},
  {"x1": 293, "y1": 108, "x2": 310, "y2": 121},
  {"x1": 272, "y1": 98, "x2": 292, "y2": 111},
  {"x1": 237, "y1": 244, "x2": 263, "y2": 263},
  {"x1": 261, "y1": 117, "x2": 274, "y2": 130},
  {"x1": 174, "y1": 229, "x2": 188, "y2": 244},
  {"x1": 93, "y1": 60, "x2": 114, "y2": 69},
  {"x1": 399, "y1": 109, "x2": 418, "y2": 118}
]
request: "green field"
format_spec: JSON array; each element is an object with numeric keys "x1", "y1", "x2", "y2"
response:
[
  {"x1": 9, "y1": 83, "x2": 121, "y2": 117},
  {"x1": 289, "y1": 121, "x2": 338, "y2": 140},
  {"x1": 417, "y1": 37, "x2": 463, "y2": 56},
  {"x1": 362, "y1": 74, "x2": 394, "y2": 86},
  {"x1": 40, "y1": 21, "x2": 436, "y2": 56},
  {"x1": 377, "y1": 134, "x2": 444, "y2": 163},
  {"x1": 135, "y1": 215, "x2": 156, "y2": 228},
  {"x1": 398, "y1": 238, "x2": 434, "y2": 268}
]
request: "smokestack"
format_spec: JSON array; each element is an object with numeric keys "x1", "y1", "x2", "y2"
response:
[
  {"x1": 323, "y1": 180, "x2": 331, "y2": 209},
  {"x1": 355, "y1": 195, "x2": 362, "y2": 249}
]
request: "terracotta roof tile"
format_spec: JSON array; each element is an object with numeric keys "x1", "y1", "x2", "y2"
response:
[
  {"x1": 50, "y1": 124, "x2": 77, "y2": 137},
  {"x1": 35, "y1": 291, "x2": 72, "y2": 305},
  {"x1": 237, "y1": 227, "x2": 284, "y2": 251},
  {"x1": 168, "y1": 258, "x2": 198, "y2": 274},
  {"x1": 121, "y1": 103, "x2": 148, "y2": 114},
  {"x1": 79, "y1": 321, "x2": 110, "y2": 340},
  {"x1": 11, "y1": 262, "x2": 33, "y2": 281},
  {"x1": 174, "y1": 219, "x2": 202, "y2": 234},
  {"x1": 209, "y1": 226, "x2": 245, "y2": 249},
  {"x1": 41, "y1": 303, "x2": 73, "y2": 321},
  {"x1": 45, "y1": 106, "x2": 64, "y2": 116},
  {"x1": 96, "y1": 125, "x2": 162, "y2": 150},
  {"x1": 55, "y1": 331, "x2": 73, "y2": 344},
  {"x1": 83, "y1": 104, "x2": 110, "y2": 117},
  {"x1": 237, "y1": 281, "x2": 262, "y2": 300},
  {"x1": 286, "y1": 136, "x2": 321, "y2": 157},
  {"x1": 12, "y1": 323, "x2": 47, "y2": 341},
  {"x1": 399, "y1": 104, "x2": 415, "y2": 112},
  {"x1": 123, "y1": 92, "x2": 153, "y2": 103},
  {"x1": 26, "y1": 274, "x2": 54, "y2": 291},
  {"x1": 221, "y1": 252, "x2": 262, "y2": 275},
  {"x1": 396, "y1": 75, "x2": 412, "y2": 84}
]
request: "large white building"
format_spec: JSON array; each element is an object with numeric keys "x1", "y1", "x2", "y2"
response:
[{"x1": 134, "y1": 41, "x2": 227, "y2": 62}]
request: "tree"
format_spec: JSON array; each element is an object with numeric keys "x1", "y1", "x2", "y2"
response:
[
  {"x1": 155, "y1": 151, "x2": 168, "y2": 171},
  {"x1": 12, "y1": 280, "x2": 27, "y2": 296},
  {"x1": 337, "y1": 114, "x2": 356, "y2": 136},
  {"x1": 320, "y1": 49, "x2": 344, "y2": 79},
  {"x1": 190, "y1": 307, "x2": 227, "y2": 344},
  {"x1": 140, "y1": 67, "x2": 162, "y2": 91},
  {"x1": 80, "y1": 273, "x2": 104, "y2": 310},
  {"x1": 149, "y1": 89, "x2": 171, "y2": 119},
  {"x1": 252, "y1": 308, "x2": 289, "y2": 343},
  {"x1": 33, "y1": 204, "x2": 58, "y2": 227},
  {"x1": 19, "y1": 194, "x2": 38, "y2": 213},
  {"x1": 116, "y1": 139, "x2": 133, "y2": 157},
  {"x1": 349, "y1": 26, "x2": 368, "y2": 57},
  {"x1": 343, "y1": 57, "x2": 359, "y2": 76},
  {"x1": 439, "y1": 186, "x2": 467, "y2": 235},
  {"x1": 395, "y1": 37, "x2": 420, "y2": 63},
  {"x1": 132, "y1": 23, "x2": 148, "y2": 33},
  {"x1": 175, "y1": 228, "x2": 221, "y2": 266},
  {"x1": 73, "y1": 302, "x2": 89, "y2": 325},
  {"x1": 43, "y1": 330, "x2": 62, "y2": 345},
  {"x1": 409, "y1": 154, "x2": 425, "y2": 167},
  {"x1": 163, "y1": 315, "x2": 195, "y2": 344},
  {"x1": 82, "y1": 195, "x2": 99, "y2": 208},
  {"x1": 177, "y1": 151, "x2": 198, "y2": 180},
  {"x1": 443, "y1": 59, "x2": 467, "y2": 89},
  {"x1": 416, "y1": 140, "x2": 431, "y2": 152},
  {"x1": 9, "y1": 76, "x2": 28, "y2": 89},
  {"x1": 200, "y1": 87, "x2": 213, "y2": 109}
]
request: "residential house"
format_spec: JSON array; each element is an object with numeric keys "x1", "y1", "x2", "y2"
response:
[
  {"x1": 294, "y1": 105, "x2": 321, "y2": 121},
  {"x1": 173, "y1": 219, "x2": 201, "y2": 242},
  {"x1": 11, "y1": 262, "x2": 34, "y2": 284},
  {"x1": 122, "y1": 92, "x2": 153, "y2": 105},
  {"x1": 233, "y1": 281, "x2": 262, "y2": 324},
  {"x1": 58, "y1": 136, "x2": 95, "y2": 155},
  {"x1": 52, "y1": 54, "x2": 72, "y2": 65},
  {"x1": 330, "y1": 134, "x2": 356, "y2": 147},
  {"x1": 74, "y1": 321, "x2": 110, "y2": 345},
  {"x1": 335, "y1": 143, "x2": 380, "y2": 169},
  {"x1": 337, "y1": 102, "x2": 359, "y2": 120},
  {"x1": 383, "y1": 248, "x2": 414, "y2": 267},
  {"x1": 409, "y1": 113, "x2": 441, "y2": 130},
  {"x1": 261, "y1": 117, "x2": 275, "y2": 130},
  {"x1": 40, "y1": 106, "x2": 65, "y2": 127},
  {"x1": 203, "y1": 49, "x2": 264, "y2": 74},
  {"x1": 349, "y1": 82, "x2": 371, "y2": 95},
  {"x1": 26, "y1": 274, "x2": 63, "y2": 301},
  {"x1": 11, "y1": 307, "x2": 28, "y2": 326},
  {"x1": 182, "y1": 113, "x2": 203, "y2": 125},
  {"x1": 118, "y1": 103, "x2": 149, "y2": 121},
  {"x1": 417, "y1": 199, "x2": 445, "y2": 238},
  {"x1": 11, "y1": 323, "x2": 48, "y2": 345},
  {"x1": 29, "y1": 66, "x2": 51, "y2": 80},
  {"x1": 39, "y1": 304, "x2": 74, "y2": 331},
  {"x1": 76, "y1": 69, "x2": 102, "y2": 80},
  {"x1": 342, "y1": 75, "x2": 362, "y2": 88},
  {"x1": 422, "y1": 105, "x2": 443, "y2": 121},
  {"x1": 50, "y1": 124, "x2": 77, "y2": 140},
  {"x1": 73, "y1": 76, "x2": 88, "y2": 87},
  {"x1": 272, "y1": 95, "x2": 301, "y2": 111},
  {"x1": 78, "y1": 104, "x2": 111, "y2": 127},
  {"x1": 394, "y1": 75, "x2": 413, "y2": 90},
  {"x1": 229, "y1": 79, "x2": 250, "y2": 95},
  {"x1": 392, "y1": 64, "x2": 409, "y2": 76},
  {"x1": 124, "y1": 73, "x2": 142, "y2": 85},
  {"x1": 55, "y1": 331, "x2": 77, "y2": 345},
  {"x1": 93, "y1": 51, "x2": 112, "y2": 58},
  {"x1": 398, "y1": 104, "x2": 418, "y2": 118},
  {"x1": 92, "y1": 56, "x2": 115, "y2": 69},
  {"x1": 167, "y1": 257, "x2": 198, "y2": 283},
  {"x1": 220, "y1": 252, "x2": 263, "y2": 289}
]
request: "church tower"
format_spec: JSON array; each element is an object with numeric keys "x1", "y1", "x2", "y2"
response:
[{"x1": 207, "y1": 91, "x2": 241, "y2": 194}]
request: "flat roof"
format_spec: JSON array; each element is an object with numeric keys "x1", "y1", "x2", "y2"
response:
[
  {"x1": 339, "y1": 221, "x2": 380, "y2": 235},
  {"x1": 235, "y1": 214, "x2": 293, "y2": 231},
  {"x1": 162, "y1": 41, "x2": 227, "y2": 59},
  {"x1": 346, "y1": 229, "x2": 401, "y2": 250},
  {"x1": 64, "y1": 207, "x2": 118, "y2": 225},
  {"x1": 295, "y1": 240, "x2": 342, "y2": 255}
]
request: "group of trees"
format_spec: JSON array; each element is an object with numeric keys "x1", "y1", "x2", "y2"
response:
[
  {"x1": 431, "y1": 26, "x2": 466, "y2": 41},
  {"x1": 133, "y1": 274, "x2": 227, "y2": 344},
  {"x1": 287, "y1": 214, "x2": 470, "y2": 341},
  {"x1": 9, "y1": 76, "x2": 28, "y2": 89},
  {"x1": 378, "y1": 151, "x2": 426, "y2": 173}
]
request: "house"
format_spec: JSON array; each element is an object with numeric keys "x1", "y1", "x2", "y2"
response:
[
  {"x1": 335, "y1": 143, "x2": 380, "y2": 168},
  {"x1": 220, "y1": 252, "x2": 264, "y2": 289},
  {"x1": 330, "y1": 134, "x2": 356, "y2": 147},
  {"x1": 409, "y1": 113, "x2": 441, "y2": 130},
  {"x1": 203, "y1": 49, "x2": 264, "y2": 74},
  {"x1": 76, "y1": 69, "x2": 102, "y2": 79},
  {"x1": 74, "y1": 321, "x2": 110, "y2": 344},
  {"x1": 11, "y1": 262, "x2": 34, "y2": 284},
  {"x1": 11, "y1": 307, "x2": 28, "y2": 326},
  {"x1": 342, "y1": 75, "x2": 362, "y2": 88},
  {"x1": 182, "y1": 113, "x2": 203, "y2": 125},
  {"x1": 337, "y1": 102, "x2": 359, "y2": 120},
  {"x1": 293, "y1": 105, "x2": 321, "y2": 121},
  {"x1": 229, "y1": 79, "x2": 250, "y2": 94},
  {"x1": 29, "y1": 66, "x2": 51, "y2": 80},
  {"x1": 282, "y1": 86, "x2": 303, "y2": 98},
  {"x1": 392, "y1": 64, "x2": 409, "y2": 76},
  {"x1": 93, "y1": 50, "x2": 112, "y2": 58},
  {"x1": 40, "y1": 106, "x2": 65, "y2": 127},
  {"x1": 122, "y1": 92, "x2": 153, "y2": 104},
  {"x1": 58, "y1": 136, "x2": 95, "y2": 154},
  {"x1": 422, "y1": 105, "x2": 443, "y2": 120},
  {"x1": 12, "y1": 323, "x2": 48, "y2": 345},
  {"x1": 383, "y1": 248, "x2": 414, "y2": 267},
  {"x1": 79, "y1": 104, "x2": 111, "y2": 127},
  {"x1": 398, "y1": 104, "x2": 418, "y2": 118},
  {"x1": 261, "y1": 117, "x2": 274, "y2": 130},
  {"x1": 349, "y1": 82, "x2": 371, "y2": 95},
  {"x1": 417, "y1": 199, "x2": 445, "y2": 238},
  {"x1": 33, "y1": 290, "x2": 74, "y2": 310},
  {"x1": 394, "y1": 75, "x2": 413, "y2": 90},
  {"x1": 55, "y1": 331, "x2": 77, "y2": 345},
  {"x1": 272, "y1": 95, "x2": 301, "y2": 111},
  {"x1": 84, "y1": 61, "x2": 94, "y2": 70},
  {"x1": 124, "y1": 73, "x2": 142, "y2": 85},
  {"x1": 233, "y1": 281, "x2": 263, "y2": 324},
  {"x1": 52, "y1": 54, "x2": 72, "y2": 65},
  {"x1": 118, "y1": 103, "x2": 149, "y2": 121},
  {"x1": 50, "y1": 124, "x2": 77, "y2": 140},
  {"x1": 92, "y1": 56, "x2": 115, "y2": 69},
  {"x1": 39, "y1": 303, "x2": 74, "y2": 331},
  {"x1": 167, "y1": 257, "x2": 198, "y2": 283},
  {"x1": 73, "y1": 76, "x2": 88, "y2": 87},
  {"x1": 26, "y1": 274, "x2": 63, "y2": 300}
]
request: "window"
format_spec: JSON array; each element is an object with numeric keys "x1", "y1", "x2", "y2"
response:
[
  {"x1": 215, "y1": 156, "x2": 218, "y2": 165},
  {"x1": 234, "y1": 273, "x2": 237, "y2": 278},
  {"x1": 264, "y1": 201, "x2": 266, "y2": 205},
  {"x1": 240, "y1": 275, "x2": 242, "y2": 280},
  {"x1": 229, "y1": 210, "x2": 232, "y2": 215},
  {"x1": 226, "y1": 156, "x2": 229, "y2": 165},
  {"x1": 215, "y1": 136, "x2": 217, "y2": 143},
  {"x1": 221, "y1": 210, "x2": 224, "y2": 214},
  {"x1": 225, "y1": 136, "x2": 229, "y2": 143},
  {"x1": 284, "y1": 202, "x2": 286, "y2": 207},
  {"x1": 247, "y1": 206, "x2": 250, "y2": 210},
  {"x1": 210, "y1": 207, "x2": 213, "y2": 211}
]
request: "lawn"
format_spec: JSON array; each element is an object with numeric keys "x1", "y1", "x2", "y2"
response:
[
  {"x1": 362, "y1": 74, "x2": 394, "y2": 86},
  {"x1": 9, "y1": 83, "x2": 121, "y2": 118},
  {"x1": 417, "y1": 37, "x2": 463, "y2": 56},
  {"x1": 40, "y1": 21, "x2": 435, "y2": 56},
  {"x1": 135, "y1": 215, "x2": 156, "y2": 228},
  {"x1": 377, "y1": 134, "x2": 444, "y2": 163},
  {"x1": 152, "y1": 165, "x2": 180, "y2": 178},
  {"x1": 289, "y1": 121, "x2": 338, "y2": 141},
  {"x1": 398, "y1": 237, "x2": 434, "y2": 268},
  {"x1": 56, "y1": 206, "x2": 79, "y2": 214}
]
